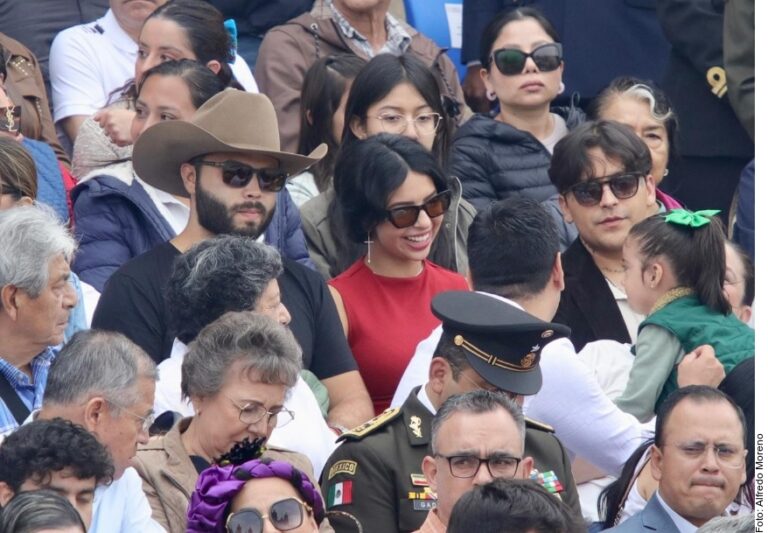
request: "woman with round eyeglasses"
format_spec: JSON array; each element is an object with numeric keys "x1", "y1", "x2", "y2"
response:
[
  {"x1": 327, "y1": 135, "x2": 469, "y2": 413},
  {"x1": 188, "y1": 458, "x2": 356, "y2": 533},
  {"x1": 300, "y1": 53, "x2": 476, "y2": 281},
  {"x1": 450, "y1": 7, "x2": 580, "y2": 250},
  {"x1": 590, "y1": 76, "x2": 684, "y2": 211},
  {"x1": 133, "y1": 312, "x2": 326, "y2": 533}
]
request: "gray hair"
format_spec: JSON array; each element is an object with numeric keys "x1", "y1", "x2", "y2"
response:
[
  {"x1": 44, "y1": 329, "x2": 158, "y2": 411},
  {"x1": 182, "y1": 311, "x2": 301, "y2": 399},
  {"x1": 166, "y1": 235, "x2": 284, "y2": 344},
  {"x1": 431, "y1": 390, "x2": 526, "y2": 453},
  {"x1": 0, "y1": 205, "x2": 76, "y2": 299},
  {"x1": 622, "y1": 83, "x2": 674, "y2": 123},
  {"x1": 696, "y1": 514, "x2": 755, "y2": 533}
]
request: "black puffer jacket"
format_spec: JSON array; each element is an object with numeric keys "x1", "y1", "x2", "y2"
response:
[{"x1": 449, "y1": 103, "x2": 584, "y2": 249}]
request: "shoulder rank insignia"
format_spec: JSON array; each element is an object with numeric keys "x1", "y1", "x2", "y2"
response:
[
  {"x1": 339, "y1": 407, "x2": 402, "y2": 441},
  {"x1": 525, "y1": 416, "x2": 554, "y2": 433},
  {"x1": 409, "y1": 415, "x2": 422, "y2": 438}
]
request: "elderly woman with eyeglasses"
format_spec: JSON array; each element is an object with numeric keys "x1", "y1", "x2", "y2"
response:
[
  {"x1": 450, "y1": 7, "x2": 580, "y2": 250},
  {"x1": 132, "y1": 311, "x2": 324, "y2": 533}
]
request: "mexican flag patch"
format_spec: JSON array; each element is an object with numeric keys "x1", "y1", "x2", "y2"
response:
[{"x1": 328, "y1": 480, "x2": 353, "y2": 506}]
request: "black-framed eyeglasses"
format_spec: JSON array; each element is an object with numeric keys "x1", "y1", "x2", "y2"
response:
[
  {"x1": 197, "y1": 160, "x2": 288, "y2": 192},
  {"x1": 385, "y1": 190, "x2": 452, "y2": 229},
  {"x1": 226, "y1": 395, "x2": 295, "y2": 428},
  {"x1": 434, "y1": 453, "x2": 522, "y2": 478},
  {"x1": 566, "y1": 172, "x2": 645, "y2": 207},
  {"x1": 105, "y1": 399, "x2": 154, "y2": 434},
  {"x1": 491, "y1": 43, "x2": 563, "y2": 76},
  {"x1": 226, "y1": 497, "x2": 312, "y2": 533},
  {"x1": 372, "y1": 112, "x2": 443, "y2": 135}
]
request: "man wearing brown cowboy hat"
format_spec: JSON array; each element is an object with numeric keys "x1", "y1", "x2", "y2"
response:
[{"x1": 92, "y1": 89, "x2": 374, "y2": 431}]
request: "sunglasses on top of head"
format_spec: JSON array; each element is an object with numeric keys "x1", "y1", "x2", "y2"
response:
[
  {"x1": 490, "y1": 43, "x2": 563, "y2": 76},
  {"x1": 566, "y1": 172, "x2": 645, "y2": 207},
  {"x1": 197, "y1": 160, "x2": 288, "y2": 192},
  {"x1": 226, "y1": 497, "x2": 312, "y2": 533},
  {"x1": 385, "y1": 190, "x2": 452, "y2": 229}
]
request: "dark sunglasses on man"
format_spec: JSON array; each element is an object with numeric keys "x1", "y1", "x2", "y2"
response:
[
  {"x1": 491, "y1": 43, "x2": 563, "y2": 76},
  {"x1": 385, "y1": 190, "x2": 452, "y2": 229},
  {"x1": 197, "y1": 160, "x2": 289, "y2": 192},
  {"x1": 226, "y1": 497, "x2": 312, "y2": 533},
  {"x1": 566, "y1": 172, "x2": 645, "y2": 207}
]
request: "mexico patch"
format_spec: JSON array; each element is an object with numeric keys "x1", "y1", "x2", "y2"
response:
[
  {"x1": 328, "y1": 460, "x2": 358, "y2": 479},
  {"x1": 328, "y1": 480, "x2": 353, "y2": 507}
]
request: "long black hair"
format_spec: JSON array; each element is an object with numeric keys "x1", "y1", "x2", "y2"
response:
[
  {"x1": 341, "y1": 53, "x2": 451, "y2": 167},
  {"x1": 298, "y1": 54, "x2": 365, "y2": 192},
  {"x1": 330, "y1": 134, "x2": 450, "y2": 270}
]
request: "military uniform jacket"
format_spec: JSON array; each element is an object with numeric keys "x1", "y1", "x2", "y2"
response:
[{"x1": 320, "y1": 387, "x2": 581, "y2": 533}]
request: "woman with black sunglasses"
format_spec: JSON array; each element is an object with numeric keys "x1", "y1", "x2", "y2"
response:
[
  {"x1": 326, "y1": 135, "x2": 469, "y2": 414},
  {"x1": 450, "y1": 7, "x2": 581, "y2": 250}
]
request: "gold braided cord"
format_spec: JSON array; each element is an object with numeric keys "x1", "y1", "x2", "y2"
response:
[{"x1": 454, "y1": 335, "x2": 536, "y2": 372}]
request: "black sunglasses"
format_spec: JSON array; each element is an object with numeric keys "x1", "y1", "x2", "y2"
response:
[
  {"x1": 197, "y1": 160, "x2": 288, "y2": 192},
  {"x1": 491, "y1": 43, "x2": 563, "y2": 76},
  {"x1": 226, "y1": 498, "x2": 312, "y2": 533},
  {"x1": 385, "y1": 190, "x2": 452, "y2": 229},
  {"x1": 567, "y1": 172, "x2": 645, "y2": 207}
]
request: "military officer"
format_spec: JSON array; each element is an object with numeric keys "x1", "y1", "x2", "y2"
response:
[{"x1": 320, "y1": 291, "x2": 580, "y2": 533}]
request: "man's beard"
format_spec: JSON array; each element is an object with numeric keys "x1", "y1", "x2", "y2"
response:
[{"x1": 196, "y1": 182, "x2": 275, "y2": 238}]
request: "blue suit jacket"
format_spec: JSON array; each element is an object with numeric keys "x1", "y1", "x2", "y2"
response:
[{"x1": 604, "y1": 494, "x2": 681, "y2": 532}]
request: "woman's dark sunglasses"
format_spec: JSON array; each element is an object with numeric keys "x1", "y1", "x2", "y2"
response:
[
  {"x1": 386, "y1": 190, "x2": 452, "y2": 229},
  {"x1": 226, "y1": 497, "x2": 311, "y2": 533},
  {"x1": 491, "y1": 43, "x2": 563, "y2": 76},
  {"x1": 197, "y1": 160, "x2": 288, "y2": 192},
  {"x1": 567, "y1": 172, "x2": 644, "y2": 207}
]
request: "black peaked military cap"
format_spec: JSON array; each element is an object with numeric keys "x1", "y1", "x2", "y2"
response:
[{"x1": 431, "y1": 291, "x2": 571, "y2": 396}]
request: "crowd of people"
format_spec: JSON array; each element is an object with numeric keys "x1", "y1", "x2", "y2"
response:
[{"x1": 0, "y1": 0, "x2": 755, "y2": 532}]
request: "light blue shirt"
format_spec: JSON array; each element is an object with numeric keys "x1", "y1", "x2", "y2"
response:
[{"x1": 656, "y1": 491, "x2": 698, "y2": 533}]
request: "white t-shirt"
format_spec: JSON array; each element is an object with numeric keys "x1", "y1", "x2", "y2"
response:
[
  {"x1": 392, "y1": 293, "x2": 651, "y2": 476},
  {"x1": 155, "y1": 339, "x2": 338, "y2": 478},
  {"x1": 50, "y1": 10, "x2": 137, "y2": 123},
  {"x1": 90, "y1": 467, "x2": 165, "y2": 533},
  {"x1": 50, "y1": 9, "x2": 259, "y2": 124}
]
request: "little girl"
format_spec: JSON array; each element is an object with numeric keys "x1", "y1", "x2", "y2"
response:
[{"x1": 615, "y1": 209, "x2": 754, "y2": 422}]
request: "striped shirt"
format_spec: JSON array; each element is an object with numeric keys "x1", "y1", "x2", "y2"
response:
[{"x1": 0, "y1": 347, "x2": 57, "y2": 436}]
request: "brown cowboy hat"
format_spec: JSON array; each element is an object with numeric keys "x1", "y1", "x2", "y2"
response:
[{"x1": 132, "y1": 89, "x2": 327, "y2": 197}]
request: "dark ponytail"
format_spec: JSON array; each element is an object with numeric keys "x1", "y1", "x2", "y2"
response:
[
  {"x1": 147, "y1": 0, "x2": 243, "y2": 90},
  {"x1": 629, "y1": 212, "x2": 730, "y2": 314}
]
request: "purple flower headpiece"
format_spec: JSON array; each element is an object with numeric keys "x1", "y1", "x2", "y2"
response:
[{"x1": 187, "y1": 457, "x2": 325, "y2": 532}]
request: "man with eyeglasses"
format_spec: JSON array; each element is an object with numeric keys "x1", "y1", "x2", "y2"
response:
[
  {"x1": 604, "y1": 386, "x2": 748, "y2": 532},
  {"x1": 549, "y1": 119, "x2": 662, "y2": 352},
  {"x1": 418, "y1": 390, "x2": 534, "y2": 533},
  {"x1": 92, "y1": 90, "x2": 375, "y2": 432},
  {"x1": 35, "y1": 329, "x2": 165, "y2": 533},
  {"x1": 320, "y1": 289, "x2": 578, "y2": 533}
]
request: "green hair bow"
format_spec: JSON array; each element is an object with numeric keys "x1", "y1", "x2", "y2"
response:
[{"x1": 664, "y1": 209, "x2": 720, "y2": 228}]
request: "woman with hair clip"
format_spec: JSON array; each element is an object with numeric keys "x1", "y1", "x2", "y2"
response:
[
  {"x1": 71, "y1": 60, "x2": 310, "y2": 292},
  {"x1": 450, "y1": 7, "x2": 580, "y2": 250},
  {"x1": 301, "y1": 52, "x2": 476, "y2": 280},
  {"x1": 327, "y1": 135, "x2": 469, "y2": 413},
  {"x1": 72, "y1": 0, "x2": 257, "y2": 180},
  {"x1": 288, "y1": 54, "x2": 366, "y2": 207},
  {"x1": 590, "y1": 76, "x2": 683, "y2": 211}
]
